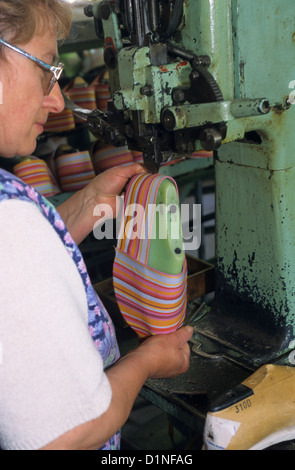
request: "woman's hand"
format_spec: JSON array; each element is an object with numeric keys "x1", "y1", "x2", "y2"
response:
[
  {"x1": 84, "y1": 162, "x2": 145, "y2": 219},
  {"x1": 127, "y1": 326, "x2": 193, "y2": 379},
  {"x1": 57, "y1": 163, "x2": 145, "y2": 245}
]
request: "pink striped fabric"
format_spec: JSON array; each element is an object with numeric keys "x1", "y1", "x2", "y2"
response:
[
  {"x1": 113, "y1": 173, "x2": 187, "y2": 338},
  {"x1": 44, "y1": 107, "x2": 75, "y2": 133},
  {"x1": 91, "y1": 143, "x2": 134, "y2": 173},
  {"x1": 190, "y1": 150, "x2": 213, "y2": 158},
  {"x1": 66, "y1": 77, "x2": 96, "y2": 124},
  {"x1": 91, "y1": 146, "x2": 213, "y2": 174},
  {"x1": 13, "y1": 157, "x2": 61, "y2": 197},
  {"x1": 55, "y1": 151, "x2": 96, "y2": 192},
  {"x1": 93, "y1": 71, "x2": 111, "y2": 112},
  {"x1": 132, "y1": 151, "x2": 144, "y2": 162}
]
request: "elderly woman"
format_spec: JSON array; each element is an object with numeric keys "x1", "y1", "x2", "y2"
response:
[{"x1": 0, "y1": 0, "x2": 192, "y2": 451}]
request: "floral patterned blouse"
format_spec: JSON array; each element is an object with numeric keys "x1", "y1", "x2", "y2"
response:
[{"x1": 0, "y1": 168, "x2": 121, "y2": 450}]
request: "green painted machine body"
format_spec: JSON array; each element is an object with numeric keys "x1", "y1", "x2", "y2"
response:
[
  {"x1": 183, "y1": 0, "x2": 295, "y2": 362},
  {"x1": 92, "y1": 0, "x2": 295, "y2": 363},
  {"x1": 205, "y1": 0, "x2": 295, "y2": 361}
]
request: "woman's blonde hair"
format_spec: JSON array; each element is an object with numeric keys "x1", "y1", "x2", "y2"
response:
[{"x1": 0, "y1": 0, "x2": 72, "y2": 57}]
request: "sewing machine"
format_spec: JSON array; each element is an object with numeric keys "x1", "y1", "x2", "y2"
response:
[{"x1": 67, "y1": 0, "x2": 295, "y2": 450}]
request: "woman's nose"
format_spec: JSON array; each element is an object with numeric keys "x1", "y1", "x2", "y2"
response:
[{"x1": 42, "y1": 83, "x2": 65, "y2": 114}]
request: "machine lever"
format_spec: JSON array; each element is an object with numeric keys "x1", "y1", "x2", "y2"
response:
[
  {"x1": 62, "y1": 92, "x2": 93, "y2": 121},
  {"x1": 63, "y1": 92, "x2": 126, "y2": 146}
]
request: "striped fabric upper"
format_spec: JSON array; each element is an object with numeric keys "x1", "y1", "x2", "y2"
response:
[
  {"x1": 66, "y1": 79, "x2": 96, "y2": 124},
  {"x1": 13, "y1": 157, "x2": 60, "y2": 197},
  {"x1": 92, "y1": 144, "x2": 134, "y2": 173},
  {"x1": 113, "y1": 173, "x2": 187, "y2": 338},
  {"x1": 55, "y1": 151, "x2": 96, "y2": 192},
  {"x1": 44, "y1": 107, "x2": 75, "y2": 133}
]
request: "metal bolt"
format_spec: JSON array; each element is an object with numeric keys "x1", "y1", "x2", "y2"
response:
[
  {"x1": 100, "y1": 2, "x2": 111, "y2": 20},
  {"x1": 84, "y1": 5, "x2": 94, "y2": 17},
  {"x1": 200, "y1": 128, "x2": 222, "y2": 151},
  {"x1": 161, "y1": 109, "x2": 176, "y2": 131},
  {"x1": 151, "y1": 32, "x2": 160, "y2": 44},
  {"x1": 190, "y1": 70, "x2": 200, "y2": 81},
  {"x1": 192, "y1": 55, "x2": 211, "y2": 69},
  {"x1": 140, "y1": 85, "x2": 154, "y2": 96},
  {"x1": 258, "y1": 99, "x2": 270, "y2": 114},
  {"x1": 172, "y1": 89, "x2": 185, "y2": 104}
]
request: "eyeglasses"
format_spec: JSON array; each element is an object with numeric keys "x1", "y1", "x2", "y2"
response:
[{"x1": 0, "y1": 37, "x2": 64, "y2": 96}]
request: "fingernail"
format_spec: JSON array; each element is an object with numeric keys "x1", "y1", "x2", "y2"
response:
[{"x1": 185, "y1": 325, "x2": 194, "y2": 335}]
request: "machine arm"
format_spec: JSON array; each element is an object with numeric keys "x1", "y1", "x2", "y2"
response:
[{"x1": 64, "y1": 0, "x2": 270, "y2": 173}]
